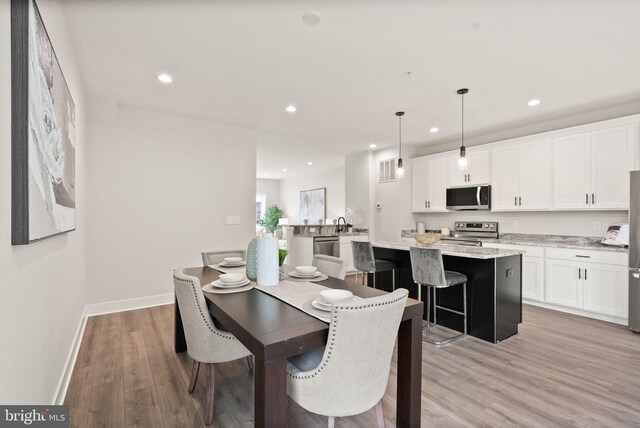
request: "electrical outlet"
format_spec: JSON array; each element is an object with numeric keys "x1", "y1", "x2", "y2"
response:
[
  {"x1": 593, "y1": 221, "x2": 601, "y2": 231},
  {"x1": 512, "y1": 220, "x2": 519, "y2": 229},
  {"x1": 226, "y1": 216, "x2": 240, "y2": 225}
]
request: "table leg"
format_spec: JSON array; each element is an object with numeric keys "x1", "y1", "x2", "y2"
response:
[
  {"x1": 397, "y1": 316, "x2": 422, "y2": 428},
  {"x1": 174, "y1": 293, "x2": 187, "y2": 353},
  {"x1": 255, "y1": 358, "x2": 287, "y2": 428}
]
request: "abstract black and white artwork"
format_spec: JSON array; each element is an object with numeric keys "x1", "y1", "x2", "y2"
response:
[
  {"x1": 300, "y1": 188, "x2": 326, "y2": 225},
  {"x1": 12, "y1": 0, "x2": 76, "y2": 244}
]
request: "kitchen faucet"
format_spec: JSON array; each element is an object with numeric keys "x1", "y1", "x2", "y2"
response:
[{"x1": 336, "y1": 216, "x2": 346, "y2": 233}]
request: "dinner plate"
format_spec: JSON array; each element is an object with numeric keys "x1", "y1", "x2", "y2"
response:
[
  {"x1": 288, "y1": 270, "x2": 322, "y2": 279},
  {"x1": 219, "y1": 261, "x2": 246, "y2": 267},
  {"x1": 202, "y1": 282, "x2": 255, "y2": 294},
  {"x1": 217, "y1": 278, "x2": 249, "y2": 286},
  {"x1": 210, "y1": 279, "x2": 251, "y2": 289},
  {"x1": 311, "y1": 296, "x2": 362, "y2": 312}
]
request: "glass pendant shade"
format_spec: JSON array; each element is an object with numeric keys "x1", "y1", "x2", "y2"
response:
[
  {"x1": 458, "y1": 153, "x2": 468, "y2": 171},
  {"x1": 397, "y1": 158, "x2": 405, "y2": 178}
]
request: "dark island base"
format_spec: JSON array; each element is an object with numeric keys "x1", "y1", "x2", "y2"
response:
[{"x1": 370, "y1": 247, "x2": 522, "y2": 343}]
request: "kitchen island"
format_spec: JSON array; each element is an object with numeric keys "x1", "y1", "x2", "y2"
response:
[{"x1": 372, "y1": 241, "x2": 523, "y2": 343}]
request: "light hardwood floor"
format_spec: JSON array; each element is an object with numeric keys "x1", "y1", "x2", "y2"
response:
[{"x1": 65, "y1": 298, "x2": 640, "y2": 427}]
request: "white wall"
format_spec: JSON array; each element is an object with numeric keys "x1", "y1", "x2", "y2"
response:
[
  {"x1": 0, "y1": 0, "x2": 87, "y2": 404},
  {"x1": 279, "y1": 167, "x2": 345, "y2": 224},
  {"x1": 257, "y1": 178, "x2": 281, "y2": 208},
  {"x1": 345, "y1": 151, "x2": 371, "y2": 228},
  {"x1": 85, "y1": 105, "x2": 256, "y2": 306}
]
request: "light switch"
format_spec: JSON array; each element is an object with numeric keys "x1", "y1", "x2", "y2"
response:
[{"x1": 227, "y1": 216, "x2": 240, "y2": 225}]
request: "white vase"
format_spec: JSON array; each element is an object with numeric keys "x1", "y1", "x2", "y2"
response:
[{"x1": 257, "y1": 232, "x2": 279, "y2": 286}]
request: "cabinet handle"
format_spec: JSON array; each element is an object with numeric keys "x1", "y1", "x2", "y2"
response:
[
  {"x1": 586, "y1": 193, "x2": 589, "y2": 205},
  {"x1": 585, "y1": 269, "x2": 588, "y2": 280},
  {"x1": 468, "y1": 174, "x2": 471, "y2": 182},
  {"x1": 425, "y1": 201, "x2": 428, "y2": 209},
  {"x1": 428, "y1": 201, "x2": 431, "y2": 208},
  {"x1": 519, "y1": 196, "x2": 522, "y2": 206},
  {"x1": 515, "y1": 196, "x2": 517, "y2": 207},
  {"x1": 578, "y1": 268, "x2": 581, "y2": 279},
  {"x1": 592, "y1": 193, "x2": 595, "y2": 205}
]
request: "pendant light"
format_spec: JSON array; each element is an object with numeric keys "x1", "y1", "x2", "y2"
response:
[
  {"x1": 396, "y1": 111, "x2": 405, "y2": 178},
  {"x1": 457, "y1": 88, "x2": 469, "y2": 171}
]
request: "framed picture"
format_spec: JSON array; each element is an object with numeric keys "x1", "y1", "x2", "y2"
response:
[
  {"x1": 11, "y1": 0, "x2": 76, "y2": 245},
  {"x1": 300, "y1": 188, "x2": 326, "y2": 225}
]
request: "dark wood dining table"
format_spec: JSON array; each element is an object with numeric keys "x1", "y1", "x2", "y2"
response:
[{"x1": 174, "y1": 266, "x2": 423, "y2": 427}]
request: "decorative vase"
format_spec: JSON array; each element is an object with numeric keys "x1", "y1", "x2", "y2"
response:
[
  {"x1": 246, "y1": 236, "x2": 260, "y2": 281},
  {"x1": 257, "y1": 232, "x2": 279, "y2": 286},
  {"x1": 279, "y1": 265, "x2": 285, "y2": 281}
]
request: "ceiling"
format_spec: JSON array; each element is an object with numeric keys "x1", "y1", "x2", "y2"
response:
[{"x1": 61, "y1": 0, "x2": 640, "y2": 179}]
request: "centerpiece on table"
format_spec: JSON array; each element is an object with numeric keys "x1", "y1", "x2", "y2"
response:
[{"x1": 255, "y1": 205, "x2": 285, "y2": 286}]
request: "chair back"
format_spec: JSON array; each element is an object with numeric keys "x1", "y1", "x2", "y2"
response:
[
  {"x1": 351, "y1": 241, "x2": 376, "y2": 272},
  {"x1": 312, "y1": 254, "x2": 347, "y2": 280},
  {"x1": 409, "y1": 246, "x2": 447, "y2": 287},
  {"x1": 287, "y1": 288, "x2": 409, "y2": 417},
  {"x1": 201, "y1": 249, "x2": 246, "y2": 266},
  {"x1": 173, "y1": 269, "x2": 250, "y2": 363}
]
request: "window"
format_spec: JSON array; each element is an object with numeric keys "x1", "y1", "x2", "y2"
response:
[{"x1": 379, "y1": 157, "x2": 397, "y2": 183}]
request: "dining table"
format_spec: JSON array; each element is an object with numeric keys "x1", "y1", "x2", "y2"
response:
[{"x1": 174, "y1": 266, "x2": 424, "y2": 427}]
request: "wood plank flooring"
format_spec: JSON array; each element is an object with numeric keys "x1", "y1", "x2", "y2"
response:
[{"x1": 65, "y1": 291, "x2": 640, "y2": 427}]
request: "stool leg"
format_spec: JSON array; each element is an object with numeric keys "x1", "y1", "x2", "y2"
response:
[
  {"x1": 463, "y1": 282, "x2": 468, "y2": 335},
  {"x1": 373, "y1": 272, "x2": 376, "y2": 289},
  {"x1": 417, "y1": 283, "x2": 421, "y2": 302},
  {"x1": 426, "y1": 286, "x2": 431, "y2": 336},
  {"x1": 392, "y1": 268, "x2": 396, "y2": 291},
  {"x1": 433, "y1": 287, "x2": 437, "y2": 325},
  {"x1": 355, "y1": 270, "x2": 358, "y2": 286}
]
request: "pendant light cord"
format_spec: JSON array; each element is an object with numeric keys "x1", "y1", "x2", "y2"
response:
[
  {"x1": 398, "y1": 114, "x2": 402, "y2": 159},
  {"x1": 461, "y1": 92, "x2": 465, "y2": 149}
]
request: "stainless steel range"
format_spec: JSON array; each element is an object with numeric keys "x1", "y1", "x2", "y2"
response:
[{"x1": 439, "y1": 221, "x2": 499, "y2": 247}]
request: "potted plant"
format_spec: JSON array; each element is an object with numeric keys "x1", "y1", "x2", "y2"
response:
[
  {"x1": 278, "y1": 249, "x2": 288, "y2": 280},
  {"x1": 257, "y1": 205, "x2": 285, "y2": 234}
]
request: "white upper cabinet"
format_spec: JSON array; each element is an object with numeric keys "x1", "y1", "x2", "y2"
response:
[
  {"x1": 491, "y1": 139, "x2": 551, "y2": 210},
  {"x1": 411, "y1": 154, "x2": 448, "y2": 213},
  {"x1": 448, "y1": 149, "x2": 490, "y2": 187},
  {"x1": 553, "y1": 124, "x2": 637, "y2": 210}
]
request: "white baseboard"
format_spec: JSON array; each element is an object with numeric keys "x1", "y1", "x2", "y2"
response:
[
  {"x1": 524, "y1": 299, "x2": 628, "y2": 326},
  {"x1": 85, "y1": 293, "x2": 174, "y2": 317},
  {"x1": 53, "y1": 307, "x2": 88, "y2": 405}
]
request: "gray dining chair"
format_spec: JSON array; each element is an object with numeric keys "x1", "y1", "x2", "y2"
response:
[
  {"x1": 409, "y1": 247, "x2": 467, "y2": 346},
  {"x1": 201, "y1": 249, "x2": 246, "y2": 266},
  {"x1": 173, "y1": 269, "x2": 253, "y2": 426},
  {"x1": 351, "y1": 241, "x2": 396, "y2": 290},
  {"x1": 312, "y1": 254, "x2": 347, "y2": 280},
  {"x1": 286, "y1": 288, "x2": 409, "y2": 428}
]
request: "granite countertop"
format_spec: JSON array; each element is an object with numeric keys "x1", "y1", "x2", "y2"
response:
[
  {"x1": 290, "y1": 225, "x2": 368, "y2": 237},
  {"x1": 400, "y1": 231, "x2": 627, "y2": 253},
  {"x1": 373, "y1": 240, "x2": 523, "y2": 260}
]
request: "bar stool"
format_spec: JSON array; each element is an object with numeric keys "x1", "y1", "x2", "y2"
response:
[
  {"x1": 409, "y1": 247, "x2": 467, "y2": 346},
  {"x1": 351, "y1": 241, "x2": 396, "y2": 290}
]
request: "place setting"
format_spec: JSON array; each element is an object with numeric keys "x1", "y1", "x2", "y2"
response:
[
  {"x1": 210, "y1": 256, "x2": 247, "y2": 274},
  {"x1": 202, "y1": 272, "x2": 255, "y2": 294},
  {"x1": 303, "y1": 289, "x2": 362, "y2": 321},
  {"x1": 285, "y1": 265, "x2": 329, "y2": 282}
]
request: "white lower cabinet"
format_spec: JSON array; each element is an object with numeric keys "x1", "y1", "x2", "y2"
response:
[
  {"x1": 522, "y1": 256, "x2": 545, "y2": 302},
  {"x1": 582, "y1": 263, "x2": 628, "y2": 318},
  {"x1": 545, "y1": 259, "x2": 583, "y2": 309},
  {"x1": 339, "y1": 235, "x2": 369, "y2": 274}
]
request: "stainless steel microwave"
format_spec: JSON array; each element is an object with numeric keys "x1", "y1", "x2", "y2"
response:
[{"x1": 446, "y1": 185, "x2": 491, "y2": 210}]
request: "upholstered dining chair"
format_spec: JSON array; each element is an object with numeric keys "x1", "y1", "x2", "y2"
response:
[
  {"x1": 312, "y1": 254, "x2": 347, "y2": 280},
  {"x1": 286, "y1": 288, "x2": 409, "y2": 428},
  {"x1": 201, "y1": 249, "x2": 246, "y2": 266},
  {"x1": 351, "y1": 241, "x2": 396, "y2": 290},
  {"x1": 173, "y1": 269, "x2": 253, "y2": 426},
  {"x1": 409, "y1": 246, "x2": 468, "y2": 346}
]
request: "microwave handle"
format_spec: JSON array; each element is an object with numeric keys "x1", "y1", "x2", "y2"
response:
[{"x1": 477, "y1": 186, "x2": 481, "y2": 206}]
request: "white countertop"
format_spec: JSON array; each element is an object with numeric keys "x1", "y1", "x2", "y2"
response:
[{"x1": 373, "y1": 240, "x2": 523, "y2": 260}]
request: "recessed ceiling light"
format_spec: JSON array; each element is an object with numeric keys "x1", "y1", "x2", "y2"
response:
[
  {"x1": 303, "y1": 11, "x2": 322, "y2": 26},
  {"x1": 307, "y1": 161, "x2": 313, "y2": 166},
  {"x1": 282, "y1": 168, "x2": 287, "y2": 172},
  {"x1": 430, "y1": 127, "x2": 439, "y2": 133},
  {"x1": 369, "y1": 143, "x2": 377, "y2": 148},
  {"x1": 285, "y1": 105, "x2": 297, "y2": 113},
  {"x1": 158, "y1": 73, "x2": 173, "y2": 83},
  {"x1": 527, "y1": 99, "x2": 541, "y2": 107}
]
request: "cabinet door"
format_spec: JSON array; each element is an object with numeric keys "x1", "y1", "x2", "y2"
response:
[
  {"x1": 427, "y1": 156, "x2": 448, "y2": 211},
  {"x1": 519, "y1": 140, "x2": 551, "y2": 210},
  {"x1": 340, "y1": 243, "x2": 354, "y2": 272},
  {"x1": 545, "y1": 259, "x2": 583, "y2": 309},
  {"x1": 411, "y1": 158, "x2": 428, "y2": 212},
  {"x1": 522, "y1": 256, "x2": 545, "y2": 302},
  {"x1": 491, "y1": 145, "x2": 519, "y2": 210},
  {"x1": 591, "y1": 125, "x2": 635, "y2": 209},
  {"x1": 553, "y1": 133, "x2": 591, "y2": 210},
  {"x1": 583, "y1": 263, "x2": 629, "y2": 318},
  {"x1": 447, "y1": 154, "x2": 468, "y2": 187},
  {"x1": 467, "y1": 149, "x2": 491, "y2": 185}
]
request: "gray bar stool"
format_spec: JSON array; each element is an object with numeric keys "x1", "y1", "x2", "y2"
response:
[
  {"x1": 409, "y1": 247, "x2": 467, "y2": 346},
  {"x1": 351, "y1": 241, "x2": 396, "y2": 290}
]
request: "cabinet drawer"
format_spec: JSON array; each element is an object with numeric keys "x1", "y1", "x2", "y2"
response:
[
  {"x1": 545, "y1": 247, "x2": 627, "y2": 266},
  {"x1": 483, "y1": 243, "x2": 545, "y2": 258}
]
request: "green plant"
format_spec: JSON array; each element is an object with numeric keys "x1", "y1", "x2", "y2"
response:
[
  {"x1": 257, "y1": 205, "x2": 285, "y2": 233},
  {"x1": 278, "y1": 249, "x2": 288, "y2": 266}
]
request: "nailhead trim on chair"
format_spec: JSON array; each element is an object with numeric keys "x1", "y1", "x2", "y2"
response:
[
  {"x1": 174, "y1": 274, "x2": 236, "y2": 341},
  {"x1": 287, "y1": 293, "x2": 407, "y2": 380}
]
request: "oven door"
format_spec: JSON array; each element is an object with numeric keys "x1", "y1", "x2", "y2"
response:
[{"x1": 446, "y1": 185, "x2": 491, "y2": 210}]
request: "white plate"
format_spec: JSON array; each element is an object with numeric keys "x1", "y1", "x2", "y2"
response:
[
  {"x1": 219, "y1": 261, "x2": 246, "y2": 267},
  {"x1": 313, "y1": 297, "x2": 332, "y2": 310},
  {"x1": 288, "y1": 270, "x2": 322, "y2": 279},
  {"x1": 210, "y1": 279, "x2": 251, "y2": 289},
  {"x1": 217, "y1": 278, "x2": 248, "y2": 286},
  {"x1": 202, "y1": 282, "x2": 255, "y2": 294},
  {"x1": 311, "y1": 297, "x2": 332, "y2": 312}
]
